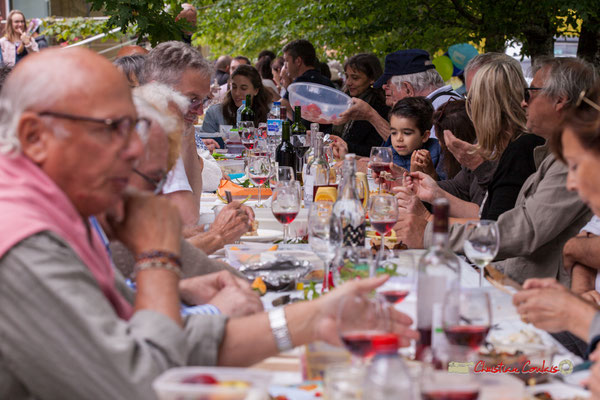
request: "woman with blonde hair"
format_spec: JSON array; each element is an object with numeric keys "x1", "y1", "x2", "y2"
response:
[
  {"x1": 0, "y1": 10, "x2": 39, "y2": 66},
  {"x1": 397, "y1": 59, "x2": 544, "y2": 221}
]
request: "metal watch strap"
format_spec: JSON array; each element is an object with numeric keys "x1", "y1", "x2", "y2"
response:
[{"x1": 268, "y1": 307, "x2": 293, "y2": 352}]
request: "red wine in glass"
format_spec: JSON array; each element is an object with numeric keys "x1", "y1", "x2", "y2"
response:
[
  {"x1": 415, "y1": 327, "x2": 432, "y2": 361},
  {"x1": 381, "y1": 290, "x2": 409, "y2": 304},
  {"x1": 370, "y1": 162, "x2": 392, "y2": 177},
  {"x1": 371, "y1": 219, "x2": 396, "y2": 235},
  {"x1": 421, "y1": 390, "x2": 479, "y2": 400},
  {"x1": 444, "y1": 325, "x2": 490, "y2": 349},
  {"x1": 243, "y1": 140, "x2": 256, "y2": 150},
  {"x1": 273, "y1": 211, "x2": 298, "y2": 225},
  {"x1": 250, "y1": 175, "x2": 269, "y2": 185},
  {"x1": 341, "y1": 331, "x2": 397, "y2": 358}
]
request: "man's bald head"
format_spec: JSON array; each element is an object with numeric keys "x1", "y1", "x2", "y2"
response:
[
  {"x1": 117, "y1": 45, "x2": 149, "y2": 58},
  {"x1": 0, "y1": 47, "x2": 132, "y2": 154}
]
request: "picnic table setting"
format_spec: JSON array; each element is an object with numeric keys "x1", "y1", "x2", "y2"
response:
[{"x1": 151, "y1": 83, "x2": 593, "y2": 400}]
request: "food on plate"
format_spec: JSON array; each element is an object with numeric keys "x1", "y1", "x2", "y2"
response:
[
  {"x1": 243, "y1": 220, "x2": 259, "y2": 237},
  {"x1": 251, "y1": 277, "x2": 267, "y2": 295},
  {"x1": 368, "y1": 230, "x2": 406, "y2": 251}
]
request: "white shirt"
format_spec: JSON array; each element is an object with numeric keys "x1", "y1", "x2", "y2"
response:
[{"x1": 162, "y1": 151, "x2": 223, "y2": 195}]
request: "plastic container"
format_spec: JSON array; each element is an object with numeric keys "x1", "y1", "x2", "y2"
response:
[
  {"x1": 224, "y1": 243, "x2": 278, "y2": 266},
  {"x1": 287, "y1": 82, "x2": 352, "y2": 125},
  {"x1": 218, "y1": 159, "x2": 245, "y2": 176},
  {"x1": 152, "y1": 367, "x2": 271, "y2": 400}
]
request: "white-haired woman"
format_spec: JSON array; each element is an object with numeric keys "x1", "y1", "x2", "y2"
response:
[
  {"x1": 134, "y1": 82, "x2": 223, "y2": 194},
  {"x1": 0, "y1": 10, "x2": 39, "y2": 67}
]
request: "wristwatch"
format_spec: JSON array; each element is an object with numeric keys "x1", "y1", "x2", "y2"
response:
[{"x1": 268, "y1": 307, "x2": 293, "y2": 352}]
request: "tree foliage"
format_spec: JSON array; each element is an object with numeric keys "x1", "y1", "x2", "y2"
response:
[{"x1": 86, "y1": 0, "x2": 599, "y2": 62}]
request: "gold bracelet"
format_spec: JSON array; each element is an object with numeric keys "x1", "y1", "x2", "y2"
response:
[{"x1": 133, "y1": 259, "x2": 182, "y2": 279}]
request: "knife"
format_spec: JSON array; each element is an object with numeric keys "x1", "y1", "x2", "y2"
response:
[
  {"x1": 484, "y1": 264, "x2": 523, "y2": 291},
  {"x1": 225, "y1": 190, "x2": 233, "y2": 204}
]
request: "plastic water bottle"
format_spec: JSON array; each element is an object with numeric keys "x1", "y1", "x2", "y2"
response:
[
  {"x1": 267, "y1": 101, "x2": 282, "y2": 146},
  {"x1": 364, "y1": 335, "x2": 414, "y2": 399},
  {"x1": 236, "y1": 100, "x2": 245, "y2": 128}
]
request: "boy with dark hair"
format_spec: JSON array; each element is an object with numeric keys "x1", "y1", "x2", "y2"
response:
[{"x1": 387, "y1": 96, "x2": 440, "y2": 179}]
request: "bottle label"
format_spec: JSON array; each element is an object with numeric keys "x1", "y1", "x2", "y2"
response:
[
  {"x1": 304, "y1": 173, "x2": 314, "y2": 205},
  {"x1": 342, "y1": 222, "x2": 365, "y2": 246},
  {"x1": 267, "y1": 119, "x2": 282, "y2": 135}
]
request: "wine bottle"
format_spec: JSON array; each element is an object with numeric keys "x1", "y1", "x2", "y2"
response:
[
  {"x1": 332, "y1": 154, "x2": 366, "y2": 247},
  {"x1": 275, "y1": 119, "x2": 296, "y2": 176},
  {"x1": 291, "y1": 106, "x2": 306, "y2": 136},
  {"x1": 304, "y1": 132, "x2": 330, "y2": 206},
  {"x1": 241, "y1": 94, "x2": 255, "y2": 122},
  {"x1": 415, "y1": 198, "x2": 462, "y2": 361}
]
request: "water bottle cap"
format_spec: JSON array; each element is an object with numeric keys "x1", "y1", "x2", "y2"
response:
[{"x1": 274, "y1": 101, "x2": 281, "y2": 106}]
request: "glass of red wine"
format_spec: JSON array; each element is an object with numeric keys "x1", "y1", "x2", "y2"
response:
[
  {"x1": 246, "y1": 154, "x2": 271, "y2": 208},
  {"x1": 376, "y1": 251, "x2": 417, "y2": 306},
  {"x1": 271, "y1": 180, "x2": 301, "y2": 242},
  {"x1": 240, "y1": 122, "x2": 257, "y2": 150},
  {"x1": 337, "y1": 294, "x2": 394, "y2": 364},
  {"x1": 368, "y1": 193, "x2": 399, "y2": 269},
  {"x1": 369, "y1": 147, "x2": 393, "y2": 193},
  {"x1": 443, "y1": 288, "x2": 492, "y2": 353},
  {"x1": 421, "y1": 369, "x2": 480, "y2": 400}
]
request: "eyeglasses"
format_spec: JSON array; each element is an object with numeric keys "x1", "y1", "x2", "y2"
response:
[
  {"x1": 38, "y1": 111, "x2": 150, "y2": 141},
  {"x1": 524, "y1": 87, "x2": 544, "y2": 103},
  {"x1": 576, "y1": 90, "x2": 600, "y2": 112},
  {"x1": 132, "y1": 168, "x2": 167, "y2": 195}
]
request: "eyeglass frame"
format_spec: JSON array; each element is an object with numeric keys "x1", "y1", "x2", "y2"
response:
[
  {"x1": 524, "y1": 87, "x2": 544, "y2": 103},
  {"x1": 38, "y1": 110, "x2": 150, "y2": 142},
  {"x1": 132, "y1": 168, "x2": 167, "y2": 195}
]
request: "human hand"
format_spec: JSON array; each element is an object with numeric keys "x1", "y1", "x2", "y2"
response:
[
  {"x1": 208, "y1": 285, "x2": 264, "y2": 317},
  {"x1": 403, "y1": 171, "x2": 440, "y2": 203},
  {"x1": 586, "y1": 348, "x2": 600, "y2": 398},
  {"x1": 338, "y1": 97, "x2": 374, "y2": 125},
  {"x1": 371, "y1": 162, "x2": 406, "y2": 191},
  {"x1": 521, "y1": 277, "x2": 565, "y2": 291},
  {"x1": 208, "y1": 201, "x2": 252, "y2": 245},
  {"x1": 107, "y1": 189, "x2": 182, "y2": 255},
  {"x1": 312, "y1": 276, "x2": 419, "y2": 346},
  {"x1": 180, "y1": 270, "x2": 249, "y2": 304},
  {"x1": 411, "y1": 149, "x2": 436, "y2": 177},
  {"x1": 393, "y1": 212, "x2": 427, "y2": 249},
  {"x1": 513, "y1": 287, "x2": 592, "y2": 333},
  {"x1": 329, "y1": 135, "x2": 348, "y2": 160},
  {"x1": 202, "y1": 138, "x2": 220, "y2": 153},
  {"x1": 355, "y1": 157, "x2": 370, "y2": 174},
  {"x1": 443, "y1": 130, "x2": 484, "y2": 171},
  {"x1": 563, "y1": 232, "x2": 589, "y2": 274},
  {"x1": 20, "y1": 31, "x2": 31, "y2": 45},
  {"x1": 392, "y1": 186, "x2": 431, "y2": 219},
  {"x1": 582, "y1": 290, "x2": 600, "y2": 306}
]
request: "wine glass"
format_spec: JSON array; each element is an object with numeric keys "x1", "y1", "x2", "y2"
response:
[
  {"x1": 337, "y1": 294, "x2": 393, "y2": 364},
  {"x1": 368, "y1": 193, "x2": 399, "y2": 269},
  {"x1": 308, "y1": 201, "x2": 343, "y2": 292},
  {"x1": 464, "y1": 220, "x2": 500, "y2": 287},
  {"x1": 442, "y1": 288, "x2": 492, "y2": 356},
  {"x1": 240, "y1": 125, "x2": 257, "y2": 151},
  {"x1": 271, "y1": 181, "x2": 301, "y2": 242},
  {"x1": 376, "y1": 250, "x2": 417, "y2": 306},
  {"x1": 369, "y1": 147, "x2": 393, "y2": 193},
  {"x1": 332, "y1": 247, "x2": 374, "y2": 286},
  {"x1": 246, "y1": 154, "x2": 271, "y2": 208}
]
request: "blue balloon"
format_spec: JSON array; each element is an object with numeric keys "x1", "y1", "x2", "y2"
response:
[{"x1": 448, "y1": 43, "x2": 479, "y2": 70}]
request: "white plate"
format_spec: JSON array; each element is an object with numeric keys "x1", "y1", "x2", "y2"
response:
[{"x1": 241, "y1": 229, "x2": 283, "y2": 243}]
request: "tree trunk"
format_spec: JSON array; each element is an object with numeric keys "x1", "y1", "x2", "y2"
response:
[
  {"x1": 578, "y1": 16, "x2": 600, "y2": 66},
  {"x1": 484, "y1": 34, "x2": 506, "y2": 53}
]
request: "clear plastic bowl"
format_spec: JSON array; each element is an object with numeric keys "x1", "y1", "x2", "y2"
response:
[
  {"x1": 287, "y1": 82, "x2": 352, "y2": 125},
  {"x1": 152, "y1": 367, "x2": 271, "y2": 400}
]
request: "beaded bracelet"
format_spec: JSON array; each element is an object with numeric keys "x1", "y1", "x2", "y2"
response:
[
  {"x1": 135, "y1": 250, "x2": 182, "y2": 268},
  {"x1": 133, "y1": 259, "x2": 182, "y2": 279}
]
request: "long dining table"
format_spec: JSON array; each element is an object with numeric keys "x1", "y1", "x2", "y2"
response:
[{"x1": 199, "y1": 191, "x2": 591, "y2": 399}]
